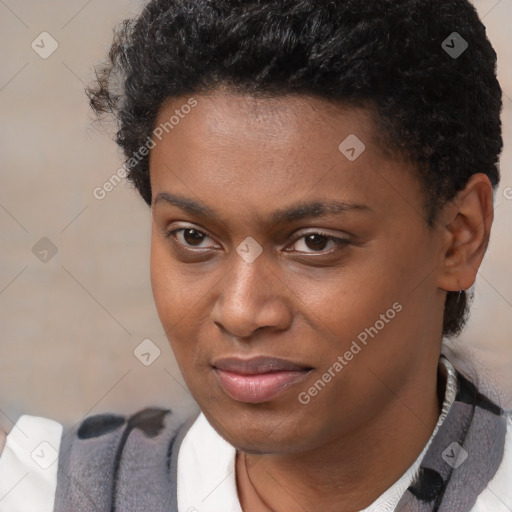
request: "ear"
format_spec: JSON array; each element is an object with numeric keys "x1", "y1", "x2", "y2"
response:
[{"x1": 437, "y1": 173, "x2": 494, "y2": 292}]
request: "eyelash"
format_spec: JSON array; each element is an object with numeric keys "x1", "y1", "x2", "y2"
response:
[{"x1": 164, "y1": 226, "x2": 350, "y2": 255}]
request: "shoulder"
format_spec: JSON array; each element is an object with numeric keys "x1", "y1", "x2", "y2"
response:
[
  {"x1": 0, "y1": 415, "x2": 63, "y2": 511},
  {"x1": 55, "y1": 407, "x2": 198, "y2": 512},
  {"x1": 472, "y1": 412, "x2": 512, "y2": 511},
  {"x1": 0, "y1": 408, "x2": 198, "y2": 512}
]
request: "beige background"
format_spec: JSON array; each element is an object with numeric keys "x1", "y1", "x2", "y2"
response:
[{"x1": 0, "y1": 0, "x2": 511, "y2": 433}]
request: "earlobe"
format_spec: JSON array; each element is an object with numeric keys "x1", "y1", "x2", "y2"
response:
[{"x1": 437, "y1": 173, "x2": 494, "y2": 292}]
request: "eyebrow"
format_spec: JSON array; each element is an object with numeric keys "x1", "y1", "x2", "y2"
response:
[{"x1": 153, "y1": 192, "x2": 372, "y2": 224}]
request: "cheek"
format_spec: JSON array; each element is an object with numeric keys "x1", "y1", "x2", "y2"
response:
[
  {"x1": 289, "y1": 256, "x2": 397, "y2": 338},
  {"x1": 289, "y1": 240, "x2": 430, "y2": 372},
  {"x1": 150, "y1": 240, "x2": 175, "y2": 324},
  {"x1": 149, "y1": 237, "x2": 199, "y2": 336},
  {"x1": 149, "y1": 237, "x2": 213, "y2": 372}
]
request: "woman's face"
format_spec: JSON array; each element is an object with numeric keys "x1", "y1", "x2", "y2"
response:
[{"x1": 149, "y1": 90, "x2": 446, "y2": 454}]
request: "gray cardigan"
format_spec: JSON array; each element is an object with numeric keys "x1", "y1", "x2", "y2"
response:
[{"x1": 54, "y1": 408, "x2": 198, "y2": 512}]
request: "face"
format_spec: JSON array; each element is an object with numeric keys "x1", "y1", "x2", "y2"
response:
[{"x1": 149, "y1": 90, "x2": 446, "y2": 454}]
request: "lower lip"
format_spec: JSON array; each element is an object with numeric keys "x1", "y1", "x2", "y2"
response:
[{"x1": 213, "y1": 368, "x2": 311, "y2": 403}]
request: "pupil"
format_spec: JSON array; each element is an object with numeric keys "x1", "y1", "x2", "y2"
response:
[
  {"x1": 184, "y1": 229, "x2": 204, "y2": 246},
  {"x1": 305, "y1": 234, "x2": 328, "y2": 251}
]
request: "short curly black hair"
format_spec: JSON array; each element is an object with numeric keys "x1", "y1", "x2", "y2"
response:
[{"x1": 87, "y1": 0, "x2": 502, "y2": 338}]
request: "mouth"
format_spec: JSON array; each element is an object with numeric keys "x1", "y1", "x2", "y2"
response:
[{"x1": 212, "y1": 356, "x2": 313, "y2": 404}]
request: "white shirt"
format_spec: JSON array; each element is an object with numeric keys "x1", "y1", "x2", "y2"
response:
[{"x1": 0, "y1": 416, "x2": 62, "y2": 512}]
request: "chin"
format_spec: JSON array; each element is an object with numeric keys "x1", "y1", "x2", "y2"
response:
[{"x1": 200, "y1": 401, "x2": 316, "y2": 454}]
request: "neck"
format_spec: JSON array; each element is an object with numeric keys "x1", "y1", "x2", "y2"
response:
[{"x1": 240, "y1": 361, "x2": 444, "y2": 512}]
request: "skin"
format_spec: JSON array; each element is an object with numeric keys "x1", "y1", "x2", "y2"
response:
[{"x1": 149, "y1": 90, "x2": 493, "y2": 511}]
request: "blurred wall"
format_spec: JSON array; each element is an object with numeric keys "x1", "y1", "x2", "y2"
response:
[{"x1": 0, "y1": 0, "x2": 511, "y2": 433}]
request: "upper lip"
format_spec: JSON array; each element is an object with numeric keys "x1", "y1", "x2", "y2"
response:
[{"x1": 212, "y1": 356, "x2": 312, "y2": 375}]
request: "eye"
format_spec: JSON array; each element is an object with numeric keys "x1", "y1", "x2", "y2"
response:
[
  {"x1": 165, "y1": 227, "x2": 217, "y2": 249},
  {"x1": 164, "y1": 226, "x2": 349, "y2": 255},
  {"x1": 286, "y1": 231, "x2": 350, "y2": 254}
]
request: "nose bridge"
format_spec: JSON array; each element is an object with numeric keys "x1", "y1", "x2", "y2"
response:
[
  {"x1": 225, "y1": 250, "x2": 272, "y2": 311},
  {"x1": 212, "y1": 248, "x2": 291, "y2": 337}
]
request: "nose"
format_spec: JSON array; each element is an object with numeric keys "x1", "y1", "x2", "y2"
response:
[{"x1": 211, "y1": 252, "x2": 293, "y2": 339}]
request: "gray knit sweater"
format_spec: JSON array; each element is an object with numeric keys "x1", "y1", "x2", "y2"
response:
[{"x1": 55, "y1": 409, "x2": 197, "y2": 511}]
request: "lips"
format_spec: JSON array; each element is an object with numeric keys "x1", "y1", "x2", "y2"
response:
[{"x1": 212, "y1": 356, "x2": 313, "y2": 403}]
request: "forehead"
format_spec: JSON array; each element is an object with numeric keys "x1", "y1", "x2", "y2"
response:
[
  {"x1": 153, "y1": 90, "x2": 380, "y2": 152},
  {"x1": 149, "y1": 90, "x2": 424, "y2": 226}
]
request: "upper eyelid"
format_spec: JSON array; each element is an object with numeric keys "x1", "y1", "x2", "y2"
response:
[{"x1": 167, "y1": 225, "x2": 216, "y2": 241}]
